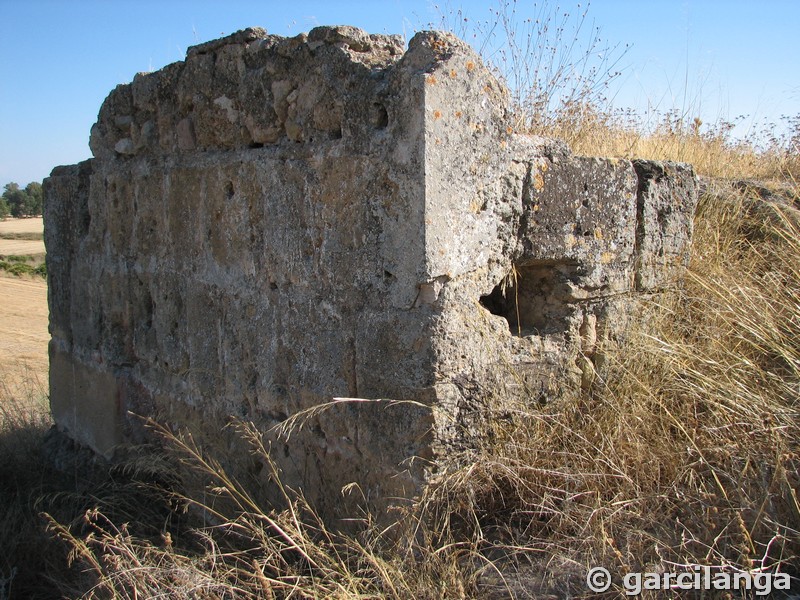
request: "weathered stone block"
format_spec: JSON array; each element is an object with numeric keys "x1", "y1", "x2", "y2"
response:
[
  {"x1": 49, "y1": 343, "x2": 122, "y2": 459},
  {"x1": 44, "y1": 26, "x2": 698, "y2": 523},
  {"x1": 633, "y1": 160, "x2": 698, "y2": 291}
]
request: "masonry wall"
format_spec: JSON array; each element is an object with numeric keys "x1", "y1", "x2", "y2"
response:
[{"x1": 44, "y1": 26, "x2": 698, "y2": 521}]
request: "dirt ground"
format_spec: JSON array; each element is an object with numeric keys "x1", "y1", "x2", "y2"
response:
[{"x1": 0, "y1": 217, "x2": 49, "y2": 401}]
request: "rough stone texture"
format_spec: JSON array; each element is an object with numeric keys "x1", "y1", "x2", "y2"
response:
[{"x1": 44, "y1": 26, "x2": 698, "y2": 522}]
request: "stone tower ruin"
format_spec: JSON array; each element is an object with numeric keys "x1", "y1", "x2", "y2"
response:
[{"x1": 44, "y1": 26, "x2": 697, "y2": 520}]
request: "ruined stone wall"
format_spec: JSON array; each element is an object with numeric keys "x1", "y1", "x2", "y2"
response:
[{"x1": 44, "y1": 26, "x2": 698, "y2": 521}]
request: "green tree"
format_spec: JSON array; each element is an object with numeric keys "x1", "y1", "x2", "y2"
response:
[
  {"x1": 2, "y1": 181, "x2": 44, "y2": 217},
  {"x1": 24, "y1": 182, "x2": 43, "y2": 216},
  {"x1": 3, "y1": 182, "x2": 19, "y2": 194},
  {"x1": 0, "y1": 196, "x2": 9, "y2": 219},
  {"x1": 3, "y1": 182, "x2": 26, "y2": 217}
]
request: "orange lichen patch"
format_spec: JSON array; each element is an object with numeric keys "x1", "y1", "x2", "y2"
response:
[
  {"x1": 465, "y1": 61, "x2": 475, "y2": 71},
  {"x1": 449, "y1": 70, "x2": 457, "y2": 78},
  {"x1": 533, "y1": 171, "x2": 545, "y2": 192},
  {"x1": 426, "y1": 75, "x2": 437, "y2": 85},
  {"x1": 469, "y1": 198, "x2": 482, "y2": 213},
  {"x1": 593, "y1": 228, "x2": 604, "y2": 240},
  {"x1": 483, "y1": 84, "x2": 493, "y2": 94},
  {"x1": 433, "y1": 110, "x2": 442, "y2": 120},
  {"x1": 454, "y1": 111, "x2": 463, "y2": 119},
  {"x1": 506, "y1": 126, "x2": 513, "y2": 134},
  {"x1": 601, "y1": 251, "x2": 615, "y2": 264},
  {"x1": 431, "y1": 38, "x2": 448, "y2": 53},
  {"x1": 531, "y1": 203, "x2": 540, "y2": 212}
]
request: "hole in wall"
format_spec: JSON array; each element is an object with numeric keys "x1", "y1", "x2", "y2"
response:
[
  {"x1": 80, "y1": 208, "x2": 91, "y2": 236},
  {"x1": 311, "y1": 423, "x2": 326, "y2": 440},
  {"x1": 371, "y1": 102, "x2": 389, "y2": 129},
  {"x1": 480, "y1": 262, "x2": 580, "y2": 336},
  {"x1": 225, "y1": 181, "x2": 235, "y2": 199}
]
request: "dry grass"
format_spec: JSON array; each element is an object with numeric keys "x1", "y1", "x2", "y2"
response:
[
  {"x1": 37, "y1": 419, "x2": 491, "y2": 599},
  {"x1": 0, "y1": 381, "x2": 57, "y2": 599},
  {"x1": 527, "y1": 103, "x2": 800, "y2": 182}
]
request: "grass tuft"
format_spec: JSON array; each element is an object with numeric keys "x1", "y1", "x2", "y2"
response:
[{"x1": 0, "y1": 254, "x2": 46, "y2": 278}]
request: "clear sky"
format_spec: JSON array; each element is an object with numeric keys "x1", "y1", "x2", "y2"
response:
[{"x1": 1, "y1": 0, "x2": 798, "y2": 186}]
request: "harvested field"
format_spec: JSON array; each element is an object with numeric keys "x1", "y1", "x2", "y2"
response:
[
  {"x1": 0, "y1": 216, "x2": 43, "y2": 234},
  {"x1": 0, "y1": 217, "x2": 45, "y2": 256},
  {"x1": 0, "y1": 239, "x2": 46, "y2": 256},
  {"x1": 0, "y1": 274, "x2": 49, "y2": 399}
]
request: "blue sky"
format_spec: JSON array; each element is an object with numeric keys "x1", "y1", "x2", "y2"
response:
[{"x1": 1, "y1": 0, "x2": 798, "y2": 186}]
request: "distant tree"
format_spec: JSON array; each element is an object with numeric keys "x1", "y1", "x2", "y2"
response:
[
  {"x1": 2, "y1": 181, "x2": 43, "y2": 217},
  {"x1": 0, "y1": 196, "x2": 8, "y2": 219},
  {"x1": 3, "y1": 182, "x2": 25, "y2": 217},
  {"x1": 24, "y1": 182, "x2": 43, "y2": 216}
]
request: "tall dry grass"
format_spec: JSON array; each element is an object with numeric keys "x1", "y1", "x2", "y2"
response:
[
  {"x1": 533, "y1": 103, "x2": 800, "y2": 182},
  {"x1": 0, "y1": 377, "x2": 57, "y2": 599}
]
